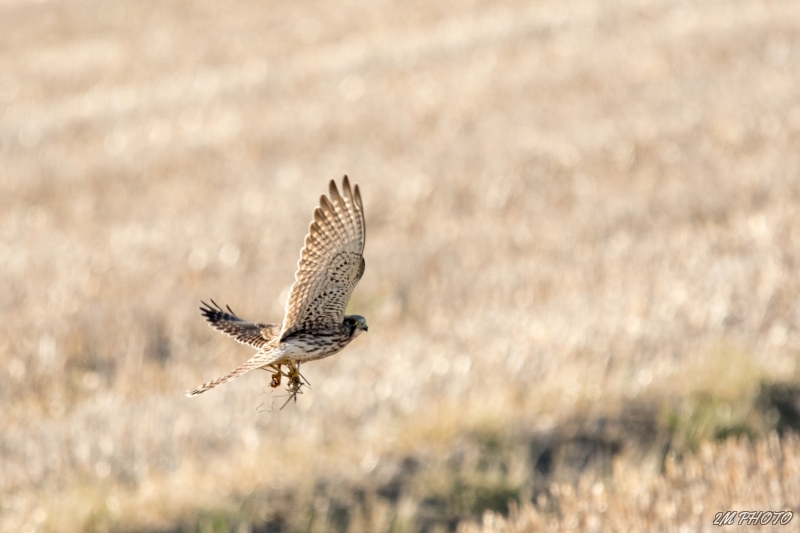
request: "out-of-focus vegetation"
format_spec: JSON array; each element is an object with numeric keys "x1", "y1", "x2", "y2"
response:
[
  {"x1": 459, "y1": 432, "x2": 800, "y2": 533},
  {"x1": 1, "y1": 0, "x2": 799, "y2": 531}
]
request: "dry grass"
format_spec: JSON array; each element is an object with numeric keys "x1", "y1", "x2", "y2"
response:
[
  {"x1": 459, "y1": 432, "x2": 800, "y2": 533},
  {"x1": 2, "y1": 0, "x2": 800, "y2": 531}
]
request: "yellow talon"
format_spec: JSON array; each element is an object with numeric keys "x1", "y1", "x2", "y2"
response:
[{"x1": 270, "y1": 364, "x2": 282, "y2": 388}]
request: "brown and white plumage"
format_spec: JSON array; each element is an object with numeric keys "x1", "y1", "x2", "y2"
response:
[
  {"x1": 281, "y1": 178, "x2": 365, "y2": 337},
  {"x1": 186, "y1": 176, "x2": 367, "y2": 397},
  {"x1": 200, "y1": 300, "x2": 281, "y2": 349}
]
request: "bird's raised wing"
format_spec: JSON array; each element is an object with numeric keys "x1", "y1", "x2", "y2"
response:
[
  {"x1": 200, "y1": 300, "x2": 280, "y2": 349},
  {"x1": 280, "y1": 176, "x2": 366, "y2": 339}
]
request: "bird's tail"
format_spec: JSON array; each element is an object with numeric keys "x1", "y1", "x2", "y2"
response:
[{"x1": 185, "y1": 352, "x2": 278, "y2": 397}]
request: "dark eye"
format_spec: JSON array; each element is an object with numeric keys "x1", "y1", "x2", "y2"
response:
[{"x1": 345, "y1": 318, "x2": 355, "y2": 326}]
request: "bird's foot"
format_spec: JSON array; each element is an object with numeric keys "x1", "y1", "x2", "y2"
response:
[
  {"x1": 271, "y1": 369, "x2": 282, "y2": 388},
  {"x1": 261, "y1": 364, "x2": 284, "y2": 388},
  {"x1": 287, "y1": 366, "x2": 302, "y2": 394},
  {"x1": 276, "y1": 365, "x2": 308, "y2": 409}
]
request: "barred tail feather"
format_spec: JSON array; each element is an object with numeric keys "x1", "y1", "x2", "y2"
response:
[{"x1": 185, "y1": 352, "x2": 278, "y2": 397}]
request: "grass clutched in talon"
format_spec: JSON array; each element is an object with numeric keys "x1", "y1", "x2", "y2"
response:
[
  {"x1": 255, "y1": 376, "x2": 310, "y2": 411},
  {"x1": 280, "y1": 382, "x2": 304, "y2": 410}
]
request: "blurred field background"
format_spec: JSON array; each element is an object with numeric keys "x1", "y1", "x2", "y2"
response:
[{"x1": 2, "y1": 0, "x2": 800, "y2": 531}]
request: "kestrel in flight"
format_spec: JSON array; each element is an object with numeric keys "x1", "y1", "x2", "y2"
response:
[{"x1": 186, "y1": 176, "x2": 367, "y2": 397}]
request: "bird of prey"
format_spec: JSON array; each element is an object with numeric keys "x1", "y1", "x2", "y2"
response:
[{"x1": 186, "y1": 176, "x2": 367, "y2": 398}]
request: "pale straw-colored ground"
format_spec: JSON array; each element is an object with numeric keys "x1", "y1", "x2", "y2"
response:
[
  {"x1": 460, "y1": 433, "x2": 800, "y2": 533},
  {"x1": 1, "y1": 0, "x2": 799, "y2": 531}
]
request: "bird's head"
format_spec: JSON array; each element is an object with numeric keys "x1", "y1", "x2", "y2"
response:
[{"x1": 344, "y1": 314, "x2": 368, "y2": 338}]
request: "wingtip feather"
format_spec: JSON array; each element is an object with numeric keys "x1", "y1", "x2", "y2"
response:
[
  {"x1": 354, "y1": 184, "x2": 363, "y2": 210},
  {"x1": 329, "y1": 178, "x2": 344, "y2": 206},
  {"x1": 320, "y1": 194, "x2": 335, "y2": 215},
  {"x1": 329, "y1": 179, "x2": 340, "y2": 199}
]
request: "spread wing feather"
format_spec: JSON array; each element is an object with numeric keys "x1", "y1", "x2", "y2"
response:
[
  {"x1": 200, "y1": 300, "x2": 280, "y2": 349},
  {"x1": 280, "y1": 176, "x2": 366, "y2": 338}
]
